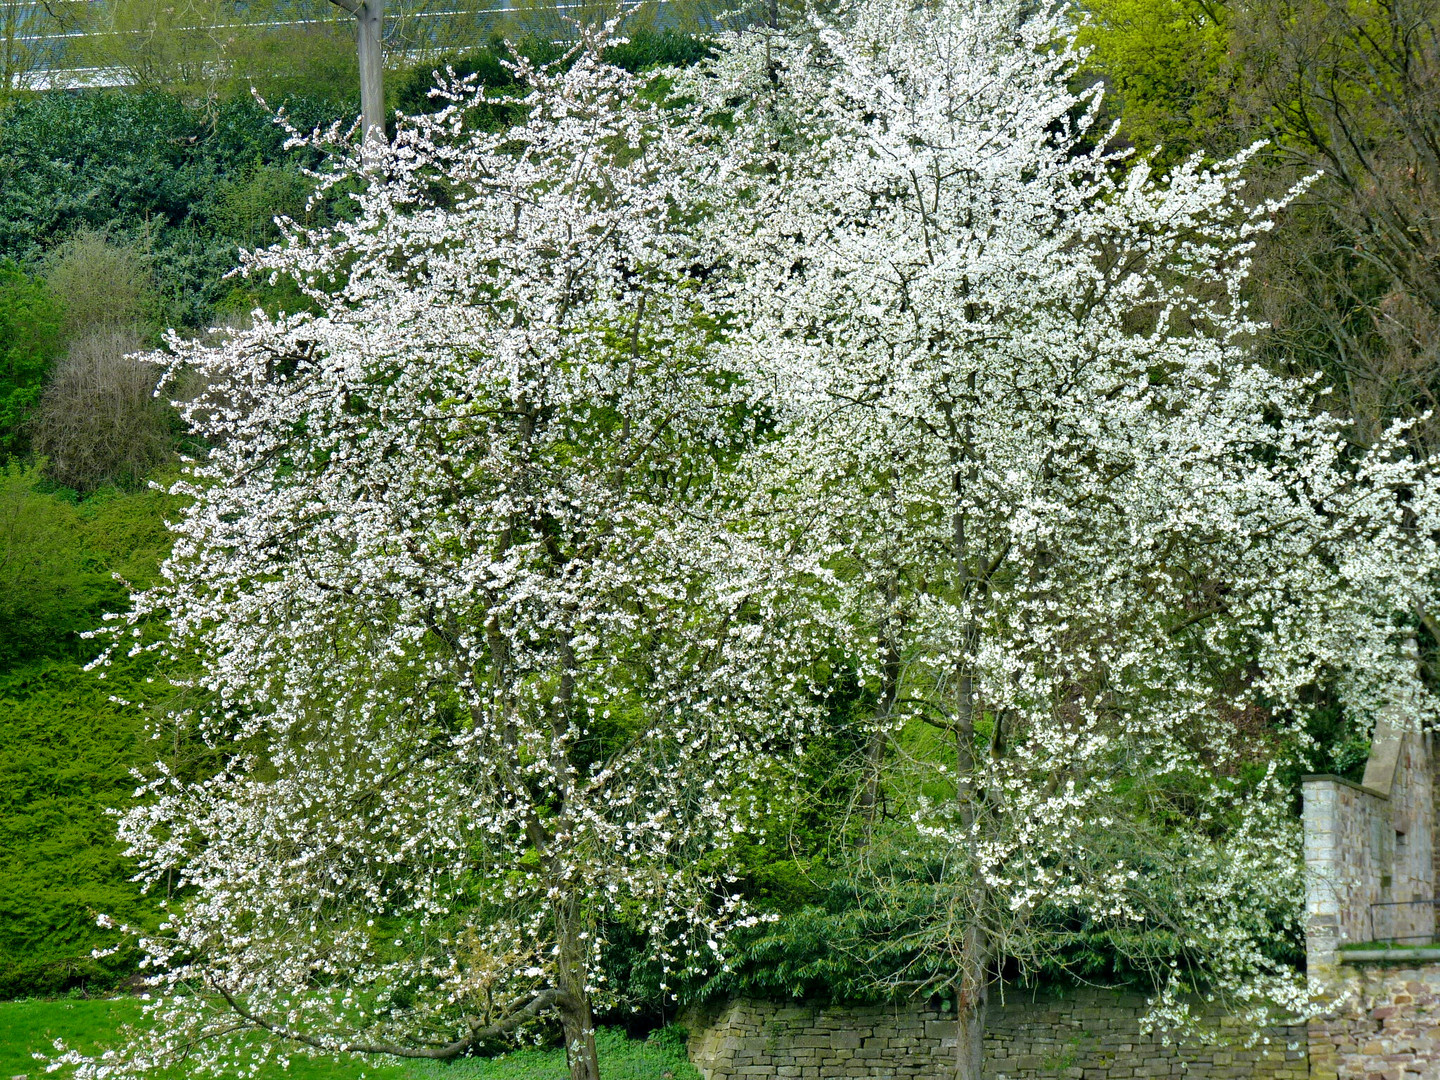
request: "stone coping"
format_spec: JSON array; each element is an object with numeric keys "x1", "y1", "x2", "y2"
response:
[
  {"x1": 1338, "y1": 948, "x2": 1440, "y2": 963},
  {"x1": 1300, "y1": 773, "x2": 1390, "y2": 800}
]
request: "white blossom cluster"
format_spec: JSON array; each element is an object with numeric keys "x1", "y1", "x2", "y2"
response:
[{"x1": 59, "y1": 0, "x2": 1440, "y2": 1076}]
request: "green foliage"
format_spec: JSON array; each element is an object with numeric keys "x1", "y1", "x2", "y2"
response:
[
  {"x1": 212, "y1": 12, "x2": 360, "y2": 108},
  {"x1": 698, "y1": 847, "x2": 1210, "y2": 1006},
  {"x1": 0, "y1": 466, "x2": 88, "y2": 668},
  {"x1": 0, "y1": 91, "x2": 349, "y2": 328},
  {"x1": 414, "y1": 1028, "x2": 700, "y2": 1080},
  {"x1": 0, "y1": 474, "x2": 174, "y2": 997},
  {"x1": 602, "y1": 29, "x2": 713, "y2": 74},
  {"x1": 44, "y1": 231, "x2": 159, "y2": 340},
  {"x1": 0, "y1": 658, "x2": 157, "y2": 998},
  {"x1": 0, "y1": 999, "x2": 697, "y2": 1079},
  {"x1": 695, "y1": 882, "x2": 898, "y2": 1005},
  {"x1": 688, "y1": 673, "x2": 1311, "y2": 1005},
  {"x1": 392, "y1": 30, "x2": 713, "y2": 120},
  {"x1": 1076, "y1": 0, "x2": 1237, "y2": 165},
  {"x1": 0, "y1": 467, "x2": 173, "y2": 669},
  {"x1": 74, "y1": 0, "x2": 359, "y2": 109},
  {"x1": 212, "y1": 161, "x2": 318, "y2": 251},
  {"x1": 0, "y1": 263, "x2": 62, "y2": 454}
]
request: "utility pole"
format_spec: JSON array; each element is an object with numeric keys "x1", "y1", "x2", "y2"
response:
[{"x1": 325, "y1": 0, "x2": 385, "y2": 146}]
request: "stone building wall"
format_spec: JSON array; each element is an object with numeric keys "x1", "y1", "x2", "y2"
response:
[
  {"x1": 1303, "y1": 722, "x2": 1434, "y2": 972},
  {"x1": 681, "y1": 990, "x2": 1308, "y2": 1080},
  {"x1": 1304, "y1": 777, "x2": 1398, "y2": 963},
  {"x1": 1363, "y1": 727, "x2": 1434, "y2": 945}
]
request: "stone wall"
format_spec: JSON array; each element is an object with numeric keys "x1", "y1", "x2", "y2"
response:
[
  {"x1": 681, "y1": 991, "x2": 1308, "y2": 1080},
  {"x1": 1309, "y1": 960, "x2": 1440, "y2": 1079},
  {"x1": 683, "y1": 999, "x2": 950, "y2": 1080},
  {"x1": 984, "y1": 991, "x2": 1306, "y2": 1080}
]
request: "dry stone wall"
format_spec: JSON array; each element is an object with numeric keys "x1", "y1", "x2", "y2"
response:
[
  {"x1": 681, "y1": 991, "x2": 1308, "y2": 1080},
  {"x1": 984, "y1": 992, "x2": 1307, "y2": 1080}
]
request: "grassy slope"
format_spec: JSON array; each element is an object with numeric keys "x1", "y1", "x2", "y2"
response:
[{"x1": 0, "y1": 999, "x2": 699, "y2": 1080}]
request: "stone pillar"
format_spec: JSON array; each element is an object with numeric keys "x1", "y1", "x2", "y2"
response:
[{"x1": 1303, "y1": 776, "x2": 1346, "y2": 980}]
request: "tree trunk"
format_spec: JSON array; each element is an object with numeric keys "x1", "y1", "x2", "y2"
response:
[
  {"x1": 954, "y1": 975, "x2": 988, "y2": 1080},
  {"x1": 356, "y1": 0, "x2": 385, "y2": 146},
  {"x1": 555, "y1": 896, "x2": 601, "y2": 1080},
  {"x1": 558, "y1": 990, "x2": 600, "y2": 1080},
  {"x1": 950, "y1": 407, "x2": 989, "y2": 1080},
  {"x1": 859, "y1": 576, "x2": 901, "y2": 842}
]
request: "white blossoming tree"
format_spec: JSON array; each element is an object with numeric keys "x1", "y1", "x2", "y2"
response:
[
  {"x1": 76, "y1": 38, "x2": 800, "y2": 1080},
  {"x1": 696, "y1": 0, "x2": 1440, "y2": 1074}
]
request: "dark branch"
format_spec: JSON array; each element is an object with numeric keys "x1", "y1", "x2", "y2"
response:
[{"x1": 213, "y1": 983, "x2": 562, "y2": 1060}]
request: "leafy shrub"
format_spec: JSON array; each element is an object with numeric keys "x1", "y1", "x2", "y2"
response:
[
  {"x1": 0, "y1": 466, "x2": 89, "y2": 668},
  {"x1": 0, "y1": 263, "x2": 63, "y2": 455},
  {"x1": 0, "y1": 478, "x2": 173, "y2": 998},
  {"x1": 30, "y1": 330, "x2": 172, "y2": 492},
  {"x1": 0, "y1": 658, "x2": 155, "y2": 998},
  {"x1": 0, "y1": 466, "x2": 172, "y2": 669},
  {"x1": 392, "y1": 29, "x2": 712, "y2": 119},
  {"x1": 212, "y1": 163, "x2": 317, "y2": 250},
  {"x1": 602, "y1": 28, "x2": 713, "y2": 74}
]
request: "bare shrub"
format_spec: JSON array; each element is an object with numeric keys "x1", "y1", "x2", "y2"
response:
[
  {"x1": 30, "y1": 330, "x2": 172, "y2": 491},
  {"x1": 44, "y1": 231, "x2": 157, "y2": 341},
  {"x1": 1233, "y1": 0, "x2": 1440, "y2": 452}
]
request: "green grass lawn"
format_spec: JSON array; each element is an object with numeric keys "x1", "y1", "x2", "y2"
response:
[{"x1": 0, "y1": 998, "x2": 699, "y2": 1080}]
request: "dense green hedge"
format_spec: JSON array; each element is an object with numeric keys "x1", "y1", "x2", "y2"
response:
[
  {"x1": 0, "y1": 469, "x2": 174, "y2": 996},
  {"x1": 392, "y1": 29, "x2": 714, "y2": 120},
  {"x1": 0, "y1": 265, "x2": 63, "y2": 457},
  {"x1": 0, "y1": 660, "x2": 155, "y2": 997},
  {"x1": 0, "y1": 91, "x2": 349, "y2": 329}
]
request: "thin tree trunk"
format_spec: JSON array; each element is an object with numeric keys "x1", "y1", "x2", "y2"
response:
[
  {"x1": 555, "y1": 896, "x2": 601, "y2": 1080},
  {"x1": 859, "y1": 576, "x2": 901, "y2": 842},
  {"x1": 950, "y1": 377, "x2": 988, "y2": 1080}
]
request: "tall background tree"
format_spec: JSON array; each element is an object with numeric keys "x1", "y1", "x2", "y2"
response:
[{"x1": 1080, "y1": 0, "x2": 1440, "y2": 455}]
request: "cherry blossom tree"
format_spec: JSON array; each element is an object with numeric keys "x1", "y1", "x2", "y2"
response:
[
  {"x1": 72, "y1": 38, "x2": 804, "y2": 1080},
  {"x1": 692, "y1": 0, "x2": 1440, "y2": 1074}
]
